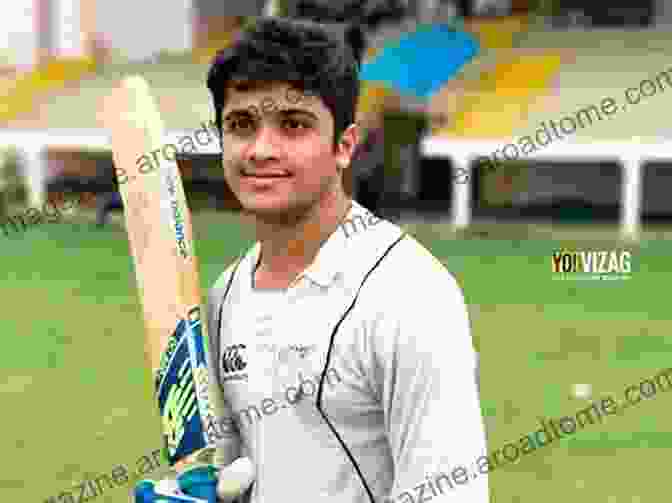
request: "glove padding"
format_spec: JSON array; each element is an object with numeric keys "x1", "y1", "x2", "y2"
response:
[
  {"x1": 135, "y1": 459, "x2": 254, "y2": 503},
  {"x1": 135, "y1": 465, "x2": 219, "y2": 503}
]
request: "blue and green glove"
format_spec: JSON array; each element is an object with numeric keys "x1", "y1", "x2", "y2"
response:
[
  {"x1": 135, "y1": 457, "x2": 255, "y2": 503},
  {"x1": 135, "y1": 465, "x2": 219, "y2": 502},
  {"x1": 135, "y1": 464, "x2": 252, "y2": 503}
]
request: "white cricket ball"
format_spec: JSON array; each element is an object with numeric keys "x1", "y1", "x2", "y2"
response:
[
  {"x1": 572, "y1": 384, "x2": 592, "y2": 399},
  {"x1": 217, "y1": 456, "x2": 255, "y2": 501}
]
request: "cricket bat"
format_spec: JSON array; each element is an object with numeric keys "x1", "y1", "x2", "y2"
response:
[{"x1": 102, "y1": 76, "x2": 254, "y2": 499}]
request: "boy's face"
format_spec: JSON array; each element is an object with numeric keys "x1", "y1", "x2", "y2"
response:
[{"x1": 220, "y1": 80, "x2": 357, "y2": 220}]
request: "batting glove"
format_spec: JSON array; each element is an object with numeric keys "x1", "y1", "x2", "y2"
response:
[
  {"x1": 135, "y1": 463, "x2": 252, "y2": 503},
  {"x1": 135, "y1": 464, "x2": 218, "y2": 502}
]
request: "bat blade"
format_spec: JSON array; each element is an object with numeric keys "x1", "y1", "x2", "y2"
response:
[{"x1": 102, "y1": 75, "x2": 225, "y2": 468}]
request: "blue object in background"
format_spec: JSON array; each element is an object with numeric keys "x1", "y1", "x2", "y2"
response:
[{"x1": 360, "y1": 23, "x2": 480, "y2": 100}]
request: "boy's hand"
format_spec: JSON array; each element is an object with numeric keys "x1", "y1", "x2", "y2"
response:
[
  {"x1": 134, "y1": 457, "x2": 255, "y2": 503},
  {"x1": 135, "y1": 465, "x2": 219, "y2": 503}
]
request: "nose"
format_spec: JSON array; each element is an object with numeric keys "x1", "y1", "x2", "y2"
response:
[{"x1": 244, "y1": 124, "x2": 281, "y2": 163}]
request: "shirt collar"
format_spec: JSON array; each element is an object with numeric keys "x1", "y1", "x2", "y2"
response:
[
  {"x1": 247, "y1": 200, "x2": 372, "y2": 289},
  {"x1": 299, "y1": 200, "x2": 375, "y2": 288}
]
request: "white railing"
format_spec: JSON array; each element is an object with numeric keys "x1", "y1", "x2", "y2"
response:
[
  {"x1": 0, "y1": 128, "x2": 222, "y2": 210},
  {"x1": 422, "y1": 135, "x2": 672, "y2": 241},
  {"x1": 1, "y1": 129, "x2": 669, "y2": 241}
]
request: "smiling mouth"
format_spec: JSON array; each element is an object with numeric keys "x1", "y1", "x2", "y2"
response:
[
  {"x1": 241, "y1": 170, "x2": 291, "y2": 179},
  {"x1": 243, "y1": 174, "x2": 290, "y2": 178}
]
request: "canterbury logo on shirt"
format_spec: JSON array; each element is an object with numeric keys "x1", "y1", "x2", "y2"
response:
[{"x1": 221, "y1": 344, "x2": 248, "y2": 381}]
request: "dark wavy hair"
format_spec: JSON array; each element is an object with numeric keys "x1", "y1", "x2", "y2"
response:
[{"x1": 206, "y1": 16, "x2": 361, "y2": 149}]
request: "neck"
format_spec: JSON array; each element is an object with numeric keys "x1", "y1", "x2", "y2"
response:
[{"x1": 246, "y1": 189, "x2": 352, "y2": 284}]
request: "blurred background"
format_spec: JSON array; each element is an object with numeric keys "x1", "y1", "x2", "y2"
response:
[{"x1": 1, "y1": 1, "x2": 671, "y2": 502}]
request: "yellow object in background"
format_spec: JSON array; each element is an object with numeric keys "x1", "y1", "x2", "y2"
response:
[
  {"x1": 191, "y1": 16, "x2": 245, "y2": 64},
  {"x1": 366, "y1": 46, "x2": 380, "y2": 58},
  {"x1": 428, "y1": 14, "x2": 563, "y2": 138},
  {"x1": 464, "y1": 15, "x2": 528, "y2": 49},
  {"x1": 481, "y1": 53, "x2": 563, "y2": 95},
  {"x1": 0, "y1": 57, "x2": 96, "y2": 124},
  {"x1": 192, "y1": 32, "x2": 235, "y2": 64},
  {"x1": 437, "y1": 52, "x2": 564, "y2": 138},
  {"x1": 357, "y1": 82, "x2": 397, "y2": 118}
]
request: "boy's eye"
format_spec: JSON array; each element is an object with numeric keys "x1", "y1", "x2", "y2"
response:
[
  {"x1": 282, "y1": 118, "x2": 307, "y2": 130},
  {"x1": 225, "y1": 117, "x2": 255, "y2": 132}
]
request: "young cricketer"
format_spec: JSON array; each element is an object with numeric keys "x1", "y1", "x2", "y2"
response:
[{"x1": 201, "y1": 16, "x2": 490, "y2": 503}]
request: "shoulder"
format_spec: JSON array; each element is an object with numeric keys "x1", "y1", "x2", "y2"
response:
[
  {"x1": 360, "y1": 230, "x2": 464, "y2": 313},
  {"x1": 343, "y1": 224, "x2": 468, "y2": 354},
  {"x1": 340, "y1": 207, "x2": 459, "y2": 297},
  {"x1": 351, "y1": 230, "x2": 472, "y2": 370}
]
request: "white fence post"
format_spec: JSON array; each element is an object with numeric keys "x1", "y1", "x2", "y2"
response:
[
  {"x1": 452, "y1": 154, "x2": 471, "y2": 229},
  {"x1": 21, "y1": 145, "x2": 47, "y2": 208},
  {"x1": 620, "y1": 153, "x2": 642, "y2": 242}
]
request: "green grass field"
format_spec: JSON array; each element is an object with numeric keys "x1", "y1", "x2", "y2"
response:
[{"x1": 2, "y1": 209, "x2": 671, "y2": 502}]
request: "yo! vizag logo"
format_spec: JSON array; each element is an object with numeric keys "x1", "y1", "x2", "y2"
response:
[
  {"x1": 552, "y1": 249, "x2": 633, "y2": 281},
  {"x1": 221, "y1": 344, "x2": 248, "y2": 381}
]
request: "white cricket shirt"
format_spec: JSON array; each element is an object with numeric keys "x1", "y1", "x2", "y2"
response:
[{"x1": 206, "y1": 201, "x2": 489, "y2": 503}]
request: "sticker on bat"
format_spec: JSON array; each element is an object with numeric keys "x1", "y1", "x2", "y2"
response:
[
  {"x1": 165, "y1": 174, "x2": 189, "y2": 259},
  {"x1": 156, "y1": 314, "x2": 209, "y2": 465}
]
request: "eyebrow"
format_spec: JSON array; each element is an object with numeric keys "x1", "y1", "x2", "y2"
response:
[{"x1": 223, "y1": 107, "x2": 319, "y2": 121}]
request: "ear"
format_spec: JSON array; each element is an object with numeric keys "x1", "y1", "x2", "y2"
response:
[{"x1": 335, "y1": 123, "x2": 360, "y2": 170}]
